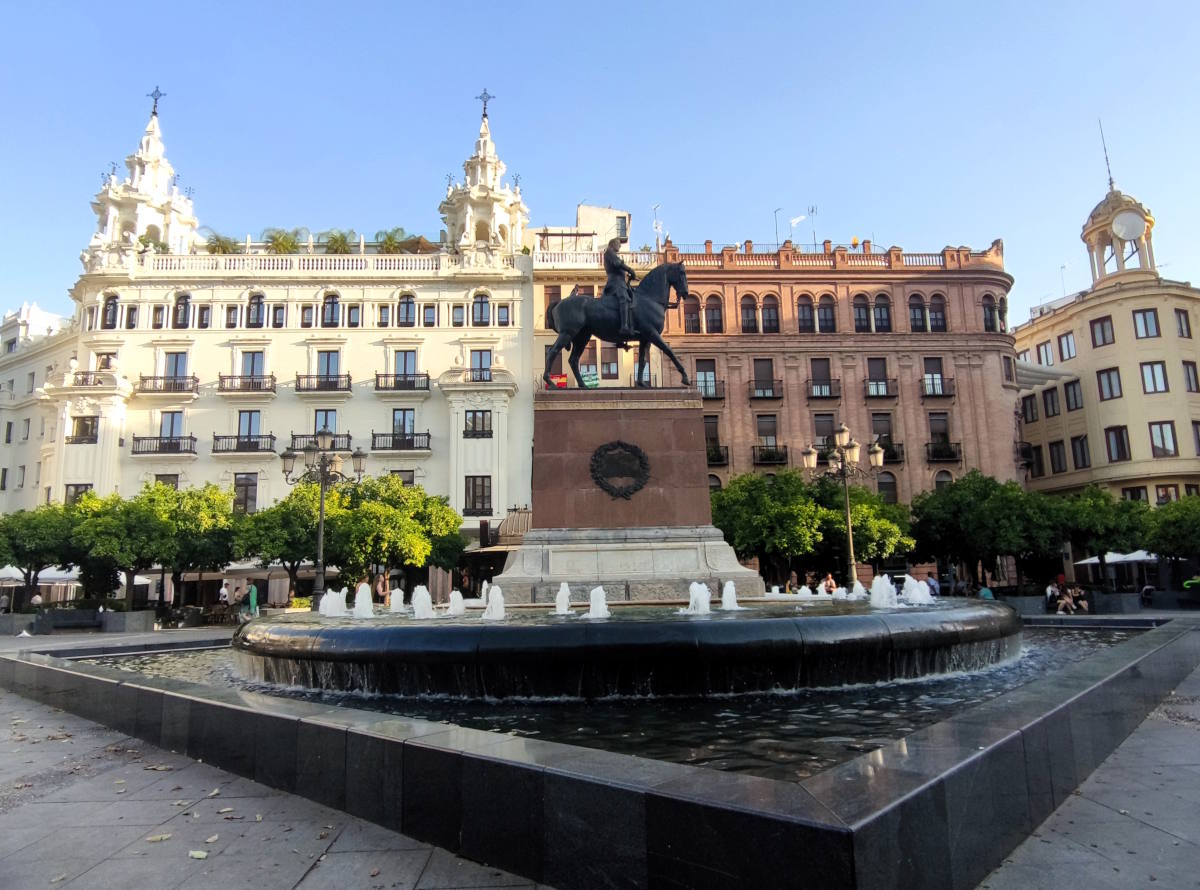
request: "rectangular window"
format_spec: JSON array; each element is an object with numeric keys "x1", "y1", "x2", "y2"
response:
[
  {"x1": 1029, "y1": 445, "x2": 1045, "y2": 478},
  {"x1": 1064, "y1": 379, "x2": 1084, "y2": 411},
  {"x1": 1184, "y1": 361, "x2": 1199, "y2": 393},
  {"x1": 1090, "y1": 316, "x2": 1114, "y2": 347},
  {"x1": 1150, "y1": 421, "x2": 1178, "y2": 457},
  {"x1": 1122, "y1": 486, "x2": 1148, "y2": 502},
  {"x1": 423, "y1": 305, "x2": 437, "y2": 327},
  {"x1": 470, "y1": 350, "x2": 492, "y2": 382},
  {"x1": 26, "y1": 371, "x2": 35, "y2": 393},
  {"x1": 272, "y1": 305, "x2": 285, "y2": 328},
  {"x1": 159, "y1": 410, "x2": 183, "y2": 438},
  {"x1": 873, "y1": 301, "x2": 891, "y2": 332},
  {"x1": 810, "y1": 357, "x2": 832, "y2": 396},
  {"x1": 301, "y1": 306, "x2": 313, "y2": 328},
  {"x1": 197, "y1": 305, "x2": 210, "y2": 329},
  {"x1": 1156, "y1": 484, "x2": 1180, "y2": 505},
  {"x1": 313, "y1": 409, "x2": 337, "y2": 434},
  {"x1": 1105, "y1": 425, "x2": 1131, "y2": 462},
  {"x1": 1017, "y1": 349, "x2": 1030, "y2": 362},
  {"x1": 579, "y1": 343, "x2": 598, "y2": 377},
  {"x1": 4, "y1": 422, "x2": 11, "y2": 443},
  {"x1": 1043, "y1": 388, "x2": 1060, "y2": 417},
  {"x1": 1021, "y1": 394, "x2": 1038, "y2": 424},
  {"x1": 1058, "y1": 332, "x2": 1076, "y2": 361},
  {"x1": 1141, "y1": 361, "x2": 1168, "y2": 394},
  {"x1": 16, "y1": 465, "x2": 24, "y2": 488},
  {"x1": 752, "y1": 358, "x2": 775, "y2": 396},
  {"x1": 393, "y1": 350, "x2": 417, "y2": 376},
  {"x1": 392, "y1": 469, "x2": 415, "y2": 486},
  {"x1": 154, "y1": 474, "x2": 179, "y2": 490},
  {"x1": 241, "y1": 350, "x2": 265, "y2": 377},
  {"x1": 125, "y1": 306, "x2": 138, "y2": 329},
  {"x1": 64, "y1": 483, "x2": 92, "y2": 504},
  {"x1": 695, "y1": 359, "x2": 717, "y2": 397},
  {"x1": 233, "y1": 473, "x2": 258, "y2": 515},
  {"x1": 797, "y1": 300, "x2": 814, "y2": 333},
  {"x1": 163, "y1": 351, "x2": 188, "y2": 378},
  {"x1": 237, "y1": 410, "x2": 261, "y2": 437},
  {"x1": 378, "y1": 305, "x2": 391, "y2": 328},
  {"x1": 928, "y1": 412, "x2": 950, "y2": 444},
  {"x1": 813, "y1": 413, "x2": 835, "y2": 450},
  {"x1": 1097, "y1": 367, "x2": 1122, "y2": 401},
  {"x1": 817, "y1": 299, "x2": 836, "y2": 332},
  {"x1": 452, "y1": 306, "x2": 464, "y2": 327},
  {"x1": 1048, "y1": 440, "x2": 1067, "y2": 474},
  {"x1": 1133, "y1": 308, "x2": 1160, "y2": 339},
  {"x1": 544, "y1": 285, "x2": 561, "y2": 315},
  {"x1": 0, "y1": 468, "x2": 7, "y2": 490},
  {"x1": 854, "y1": 301, "x2": 871, "y2": 333},
  {"x1": 1071, "y1": 434, "x2": 1091, "y2": 469},
  {"x1": 464, "y1": 476, "x2": 492, "y2": 516},
  {"x1": 497, "y1": 305, "x2": 510, "y2": 327},
  {"x1": 347, "y1": 305, "x2": 361, "y2": 328},
  {"x1": 1195, "y1": 421, "x2": 1200, "y2": 456},
  {"x1": 21, "y1": 419, "x2": 30, "y2": 440},
  {"x1": 393, "y1": 408, "x2": 415, "y2": 435},
  {"x1": 1176, "y1": 308, "x2": 1192, "y2": 338},
  {"x1": 922, "y1": 357, "x2": 946, "y2": 395},
  {"x1": 601, "y1": 346, "x2": 618, "y2": 379},
  {"x1": 576, "y1": 285, "x2": 595, "y2": 297},
  {"x1": 316, "y1": 350, "x2": 339, "y2": 377},
  {"x1": 226, "y1": 306, "x2": 239, "y2": 329},
  {"x1": 867, "y1": 358, "x2": 889, "y2": 395},
  {"x1": 756, "y1": 415, "x2": 778, "y2": 447},
  {"x1": 740, "y1": 301, "x2": 758, "y2": 334},
  {"x1": 1002, "y1": 355, "x2": 1014, "y2": 382},
  {"x1": 1036, "y1": 341, "x2": 1053, "y2": 366},
  {"x1": 152, "y1": 306, "x2": 165, "y2": 329},
  {"x1": 704, "y1": 415, "x2": 720, "y2": 446},
  {"x1": 465, "y1": 410, "x2": 493, "y2": 437}
]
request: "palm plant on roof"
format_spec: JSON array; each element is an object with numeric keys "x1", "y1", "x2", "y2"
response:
[{"x1": 375, "y1": 227, "x2": 410, "y2": 254}]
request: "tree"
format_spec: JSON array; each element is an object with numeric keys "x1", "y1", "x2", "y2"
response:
[
  {"x1": 72, "y1": 487, "x2": 177, "y2": 608},
  {"x1": 168, "y1": 484, "x2": 236, "y2": 605},
  {"x1": 238, "y1": 483, "x2": 334, "y2": 596},
  {"x1": 1144, "y1": 496, "x2": 1200, "y2": 585},
  {"x1": 710, "y1": 470, "x2": 826, "y2": 581},
  {"x1": 911, "y1": 470, "x2": 1006, "y2": 582},
  {"x1": 1060, "y1": 486, "x2": 1149, "y2": 585},
  {"x1": 319, "y1": 229, "x2": 357, "y2": 255},
  {"x1": 261, "y1": 227, "x2": 308, "y2": 255},
  {"x1": 200, "y1": 227, "x2": 242, "y2": 255},
  {"x1": 801, "y1": 476, "x2": 913, "y2": 577},
  {"x1": 374, "y1": 227, "x2": 409, "y2": 254},
  {"x1": 0, "y1": 505, "x2": 72, "y2": 609}
]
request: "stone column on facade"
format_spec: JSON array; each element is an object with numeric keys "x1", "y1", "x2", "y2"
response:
[{"x1": 494, "y1": 401, "x2": 508, "y2": 518}]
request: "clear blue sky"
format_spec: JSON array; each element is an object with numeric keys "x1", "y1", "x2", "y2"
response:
[{"x1": 2, "y1": 1, "x2": 1196, "y2": 323}]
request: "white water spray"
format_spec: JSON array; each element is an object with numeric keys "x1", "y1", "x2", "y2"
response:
[
  {"x1": 353, "y1": 583, "x2": 375, "y2": 618},
  {"x1": 586, "y1": 586, "x2": 610, "y2": 619},
  {"x1": 680, "y1": 582, "x2": 712, "y2": 615},
  {"x1": 720, "y1": 580, "x2": 744, "y2": 611},
  {"x1": 870, "y1": 574, "x2": 898, "y2": 608},
  {"x1": 389, "y1": 588, "x2": 406, "y2": 613},
  {"x1": 482, "y1": 586, "x2": 506, "y2": 620},
  {"x1": 555, "y1": 582, "x2": 573, "y2": 615},
  {"x1": 446, "y1": 590, "x2": 465, "y2": 616},
  {"x1": 411, "y1": 585, "x2": 435, "y2": 620},
  {"x1": 318, "y1": 587, "x2": 348, "y2": 617}
]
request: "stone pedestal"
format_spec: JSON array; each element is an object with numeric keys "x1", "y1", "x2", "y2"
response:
[{"x1": 494, "y1": 388, "x2": 762, "y2": 602}]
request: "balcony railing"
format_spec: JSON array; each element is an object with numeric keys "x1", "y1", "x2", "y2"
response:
[
  {"x1": 880, "y1": 442, "x2": 905, "y2": 464},
  {"x1": 468, "y1": 368, "x2": 493, "y2": 383},
  {"x1": 296, "y1": 374, "x2": 351, "y2": 392},
  {"x1": 749, "y1": 379, "x2": 783, "y2": 399},
  {"x1": 697, "y1": 380, "x2": 725, "y2": 400},
  {"x1": 463, "y1": 428, "x2": 493, "y2": 439},
  {"x1": 218, "y1": 374, "x2": 277, "y2": 393},
  {"x1": 752, "y1": 445, "x2": 789, "y2": 465},
  {"x1": 463, "y1": 504, "x2": 492, "y2": 517},
  {"x1": 706, "y1": 444, "x2": 729, "y2": 466},
  {"x1": 920, "y1": 377, "x2": 956, "y2": 398},
  {"x1": 291, "y1": 433, "x2": 353, "y2": 451},
  {"x1": 71, "y1": 372, "x2": 104, "y2": 386},
  {"x1": 131, "y1": 435, "x2": 197, "y2": 455},
  {"x1": 212, "y1": 434, "x2": 276, "y2": 454},
  {"x1": 806, "y1": 379, "x2": 841, "y2": 400},
  {"x1": 65, "y1": 434, "x2": 98, "y2": 445},
  {"x1": 926, "y1": 441, "x2": 962, "y2": 462},
  {"x1": 137, "y1": 375, "x2": 198, "y2": 394},
  {"x1": 371, "y1": 432, "x2": 431, "y2": 451},
  {"x1": 375, "y1": 373, "x2": 431, "y2": 391},
  {"x1": 864, "y1": 379, "x2": 899, "y2": 398}
]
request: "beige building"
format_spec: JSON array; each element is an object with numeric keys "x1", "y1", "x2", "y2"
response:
[{"x1": 1013, "y1": 186, "x2": 1200, "y2": 504}]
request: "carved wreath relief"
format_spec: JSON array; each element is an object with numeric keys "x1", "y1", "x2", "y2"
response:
[{"x1": 590, "y1": 441, "x2": 650, "y2": 500}]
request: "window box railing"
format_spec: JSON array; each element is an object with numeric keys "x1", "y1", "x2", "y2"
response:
[
  {"x1": 806, "y1": 378, "x2": 841, "y2": 400},
  {"x1": 864, "y1": 379, "x2": 898, "y2": 398},
  {"x1": 752, "y1": 445, "x2": 788, "y2": 465},
  {"x1": 213, "y1": 434, "x2": 276, "y2": 454},
  {"x1": 218, "y1": 374, "x2": 276, "y2": 393},
  {"x1": 880, "y1": 442, "x2": 905, "y2": 464},
  {"x1": 463, "y1": 429, "x2": 493, "y2": 439},
  {"x1": 137, "y1": 375, "x2": 198, "y2": 394},
  {"x1": 926, "y1": 441, "x2": 962, "y2": 462},
  {"x1": 697, "y1": 380, "x2": 725, "y2": 400},
  {"x1": 65, "y1": 434, "x2": 98, "y2": 445},
  {"x1": 463, "y1": 505, "x2": 492, "y2": 517},
  {"x1": 296, "y1": 374, "x2": 352, "y2": 392},
  {"x1": 468, "y1": 368, "x2": 493, "y2": 383},
  {"x1": 706, "y1": 444, "x2": 729, "y2": 466},
  {"x1": 920, "y1": 377, "x2": 956, "y2": 398},
  {"x1": 291, "y1": 432, "x2": 353, "y2": 451},
  {"x1": 131, "y1": 435, "x2": 197, "y2": 455},
  {"x1": 748, "y1": 379, "x2": 783, "y2": 399},
  {"x1": 71, "y1": 372, "x2": 104, "y2": 386},
  {"x1": 375, "y1": 373, "x2": 431, "y2": 391},
  {"x1": 371, "y1": 432, "x2": 431, "y2": 451}
]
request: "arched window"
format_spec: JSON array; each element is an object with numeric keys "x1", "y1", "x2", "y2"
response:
[
  {"x1": 982, "y1": 295, "x2": 997, "y2": 333},
  {"x1": 740, "y1": 296, "x2": 758, "y2": 334},
  {"x1": 246, "y1": 294, "x2": 264, "y2": 328},
  {"x1": 877, "y1": 471, "x2": 898, "y2": 504},
  {"x1": 761, "y1": 295, "x2": 779, "y2": 333},
  {"x1": 172, "y1": 293, "x2": 191, "y2": 329},
  {"x1": 708, "y1": 474, "x2": 723, "y2": 491},
  {"x1": 705, "y1": 296, "x2": 724, "y2": 334},
  {"x1": 929, "y1": 294, "x2": 947, "y2": 332},
  {"x1": 472, "y1": 292, "x2": 490, "y2": 326},
  {"x1": 908, "y1": 295, "x2": 927, "y2": 333},
  {"x1": 934, "y1": 470, "x2": 953, "y2": 490},
  {"x1": 797, "y1": 296, "x2": 815, "y2": 333},
  {"x1": 397, "y1": 296, "x2": 416, "y2": 327},
  {"x1": 683, "y1": 296, "x2": 701, "y2": 333},
  {"x1": 818, "y1": 295, "x2": 836, "y2": 333},
  {"x1": 853, "y1": 295, "x2": 871, "y2": 332},
  {"x1": 322, "y1": 293, "x2": 340, "y2": 328},
  {"x1": 873, "y1": 294, "x2": 892, "y2": 333},
  {"x1": 101, "y1": 295, "x2": 119, "y2": 330}
]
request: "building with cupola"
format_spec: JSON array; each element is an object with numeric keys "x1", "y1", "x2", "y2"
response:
[
  {"x1": 1013, "y1": 182, "x2": 1200, "y2": 504},
  {"x1": 0, "y1": 100, "x2": 535, "y2": 534}
]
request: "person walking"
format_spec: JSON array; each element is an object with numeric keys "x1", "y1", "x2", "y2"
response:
[{"x1": 247, "y1": 581, "x2": 259, "y2": 618}]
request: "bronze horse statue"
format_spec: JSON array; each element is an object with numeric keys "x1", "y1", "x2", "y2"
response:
[{"x1": 543, "y1": 262, "x2": 692, "y2": 388}]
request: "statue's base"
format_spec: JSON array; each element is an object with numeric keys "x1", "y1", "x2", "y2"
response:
[{"x1": 492, "y1": 525, "x2": 764, "y2": 603}]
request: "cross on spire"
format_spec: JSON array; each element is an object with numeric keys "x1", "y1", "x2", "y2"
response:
[
  {"x1": 512, "y1": 173, "x2": 521, "y2": 190},
  {"x1": 147, "y1": 85, "x2": 166, "y2": 115},
  {"x1": 184, "y1": 186, "x2": 194, "y2": 198},
  {"x1": 475, "y1": 88, "x2": 494, "y2": 118},
  {"x1": 446, "y1": 173, "x2": 453, "y2": 189}
]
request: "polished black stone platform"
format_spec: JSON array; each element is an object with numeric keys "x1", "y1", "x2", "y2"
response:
[{"x1": 230, "y1": 600, "x2": 1023, "y2": 699}]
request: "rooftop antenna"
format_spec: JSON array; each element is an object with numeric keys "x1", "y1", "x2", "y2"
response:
[
  {"x1": 807, "y1": 205, "x2": 818, "y2": 248},
  {"x1": 1098, "y1": 119, "x2": 1114, "y2": 191},
  {"x1": 773, "y1": 207, "x2": 783, "y2": 246}
]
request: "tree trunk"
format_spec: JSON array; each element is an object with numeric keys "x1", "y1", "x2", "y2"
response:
[
  {"x1": 124, "y1": 570, "x2": 136, "y2": 610},
  {"x1": 286, "y1": 564, "x2": 300, "y2": 602}
]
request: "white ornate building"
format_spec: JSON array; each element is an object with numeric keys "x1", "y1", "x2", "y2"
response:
[{"x1": 0, "y1": 105, "x2": 535, "y2": 526}]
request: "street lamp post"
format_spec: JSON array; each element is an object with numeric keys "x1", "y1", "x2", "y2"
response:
[
  {"x1": 801, "y1": 423, "x2": 885, "y2": 588},
  {"x1": 279, "y1": 428, "x2": 368, "y2": 609}
]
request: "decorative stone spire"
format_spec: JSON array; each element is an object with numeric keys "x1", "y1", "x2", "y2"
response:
[{"x1": 439, "y1": 111, "x2": 528, "y2": 256}]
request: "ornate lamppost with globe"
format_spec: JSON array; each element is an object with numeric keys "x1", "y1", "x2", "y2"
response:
[
  {"x1": 801, "y1": 423, "x2": 885, "y2": 588},
  {"x1": 279, "y1": 428, "x2": 368, "y2": 608}
]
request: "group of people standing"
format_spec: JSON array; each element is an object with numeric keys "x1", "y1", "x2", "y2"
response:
[{"x1": 218, "y1": 581, "x2": 259, "y2": 622}]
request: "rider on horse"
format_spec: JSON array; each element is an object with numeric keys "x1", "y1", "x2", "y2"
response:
[{"x1": 603, "y1": 237, "x2": 638, "y2": 342}]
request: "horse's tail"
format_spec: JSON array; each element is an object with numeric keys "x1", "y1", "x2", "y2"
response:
[{"x1": 545, "y1": 300, "x2": 558, "y2": 333}]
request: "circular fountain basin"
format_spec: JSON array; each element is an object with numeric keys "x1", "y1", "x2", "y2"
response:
[{"x1": 231, "y1": 599, "x2": 1022, "y2": 700}]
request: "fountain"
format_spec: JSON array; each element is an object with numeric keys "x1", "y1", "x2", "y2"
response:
[
  {"x1": 410, "y1": 585, "x2": 435, "y2": 620},
  {"x1": 720, "y1": 580, "x2": 743, "y2": 611},
  {"x1": 870, "y1": 574, "x2": 898, "y2": 608},
  {"x1": 679, "y1": 582, "x2": 711, "y2": 615},
  {"x1": 482, "y1": 586, "x2": 506, "y2": 620},
  {"x1": 318, "y1": 587, "x2": 348, "y2": 617},
  {"x1": 586, "y1": 586, "x2": 610, "y2": 619},
  {"x1": 554, "y1": 582, "x2": 572, "y2": 615},
  {"x1": 446, "y1": 590, "x2": 466, "y2": 617},
  {"x1": 352, "y1": 583, "x2": 375, "y2": 619},
  {"x1": 389, "y1": 588, "x2": 405, "y2": 613},
  {"x1": 900, "y1": 575, "x2": 936, "y2": 605},
  {"x1": 850, "y1": 580, "x2": 869, "y2": 600},
  {"x1": 798, "y1": 584, "x2": 814, "y2": 598}
]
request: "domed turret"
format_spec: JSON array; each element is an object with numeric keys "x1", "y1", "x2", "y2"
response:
[{"x1": 1081, "y1": 187, "x2": 1156, "y2": 285}]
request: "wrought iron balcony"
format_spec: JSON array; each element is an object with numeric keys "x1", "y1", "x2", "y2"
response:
[
  {"x1": 748, "y1": 379, "x2": 784, "y2": 399},
  {"x1": 371, "y1": 431, "x2": 431, "y2": 451},
  {"x1": 752, "y1": 445, "x2": 788, "y2": 465},
  {"x1": 806, "y1": 379, "x2": 841, "y2": 400},
  {"x1": 880, "y1": 442, "x2": 905, "y2": 464},
  {"x1": 463, "y1": 428, "x2": 493, "y2": 439},
  {"x1": 65, "y1": 434, "x2": 98, "y2": 445},
  {"x1": 71, "y1": 372, "x2": 104, "y2": 386},
  {"x1": 706, "y1": 444, "x2": 729, "y2": 466},
  {"x1": 926, "y1": 441, "x2": 962, "y2": 462},
  {"x1": 468, "y1": 368, "x2": 493, "y2": 383},
  {"x1": 218, "y1": 374, "x2": 276, "y2": 393},
  {"x1": 920, "y1": 377, "x2": 956, "y2": 398},
  {"x1": 375, "y1": 373, "x2": 431, "y2": 392},
  {"x1": 136, "y1": 375, "x2": 198, "y2": 394},
  {"x1": 212, "y1": 434, "x2": 276, "y2": 454},
  {"x1": 463, "y1": 504, "x2": 492, "y2": 517},
  {"x1": 864, "y1": 378, "x2": 899, "y2": 398},
  {"x1": 291, "y1": 432, "x2": 353, "y2": 451},
  {"x1": 296, "y1": 374, "x2": 352, "y2": 392},
  {"x1": 697, "y1": 380, "x2": 725, "y2": 400},
  {"x1": 131, "y1": 435, "x2": 197, "y2": 455}
]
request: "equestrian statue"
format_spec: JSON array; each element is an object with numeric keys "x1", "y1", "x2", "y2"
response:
[{"x1": 543, "y1": 238, "x2": 692, "y2": 388}]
